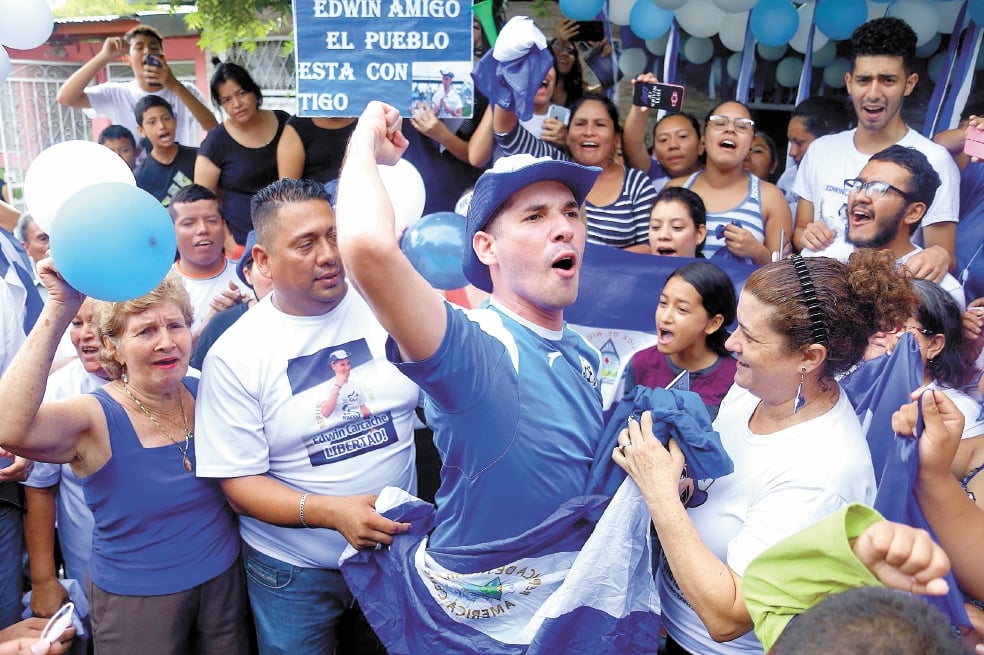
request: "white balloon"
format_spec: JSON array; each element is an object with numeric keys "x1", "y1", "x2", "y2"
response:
[
  {"x1": 718, "y1": 11, "x2": 750, "y2": 51},
  {"x1": 811, "y1": 40, "x2": 838, "y2": 68},
  {"x1": 727, "y1": 51, "x2": 755, "y2": 79},
  {"x1": 822, "y1": 58, "x2": 850, "y2": 89},
  {"x1": 935, "y1": 0, "x2": 966, "y2": 34},
  {"x1": 654, "y1": 0, "x2": 687, "y2": 9},
  {"x1": 675, "y1": 0, "x2": 726, "y2": 38},
  {"x1": 0, "y1": 47, "x2": 9, "y2": 86},
  {"x1": 378, "y1": 159, "x2": 426, "y2": 233},
  {"x1": 757, "y1": 43, "x2": 787, "y2": 61},
  {"x1": 618, "y1": 47, "x2": 648, "y2": 78},
  {"x1": 24, "y1": 141, "x2": 137, "y2": 234},
  {"x1": 646, "y1": 34, "x2": 670, "y2": 55},
  {"x1": 0, "y1": 0, "x2": 54, "y2": 51},
  {"x1": 776, "y1": 56, "x2": 804, "y2": 87},
  {"x1": 713, "y1": 0, "x2": 757, "y2": 11},
  {"x1": 885, "y1": 0, "x2": 940, "y2": 47},
  {"x1": 789, "y1": 3, "x2": 830, "y2": 54},
  {"x1": 607, "y1": 0, "x2": 635, "y2": 26},
  {"x1": 683, "y1": 36, "x2": 715, "y2": 64}
]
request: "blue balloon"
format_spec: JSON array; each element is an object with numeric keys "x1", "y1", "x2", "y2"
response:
[
  {"x1": 750, "y1": 0, "x2": 798, "y2": 47},
  {"x1": 629, "y1": 0, "x2": 674, "y2": 40},
  {"x1": 559, "y1": 0, "x2": 605, "y2": 21},
  {"x1": 49, "y1": 182, "x2": 177, "y2": 302},
  {"x1": 400, "y1": 211, "x2": 469, "y2": 290},
  {"x1": 814, "y1": 0, "x2": 867, "y2": 41}
]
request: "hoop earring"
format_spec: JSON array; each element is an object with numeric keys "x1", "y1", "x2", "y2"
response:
[
  {"x1": 793, "y1": 367, "x2": 806, "y2": 414},
  {"x1": 120, "y1": 364, "x2": 128, "y2": 384}
]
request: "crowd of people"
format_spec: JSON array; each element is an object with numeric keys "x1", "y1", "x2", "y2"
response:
[{"x1": 0, "y1": 11, "x2": 982, "y2": 655}]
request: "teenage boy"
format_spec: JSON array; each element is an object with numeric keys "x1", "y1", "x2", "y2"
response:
[
  {"x1": 98, "y1": 125, "x2": 138, "y2": 170},
  {"x1": 134, "y1": 96, "x2": 198, "y2": 206},
  {"x1": 56, "y1": 24, "x2": 216, "y2": 149},
  {"x1": 792, "y1": 17, "x2": 960, "y2": 281}
]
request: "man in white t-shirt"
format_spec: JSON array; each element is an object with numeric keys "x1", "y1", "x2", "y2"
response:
[
  {"x1": 845, "y1": 145, "x2": 965, "y2": 309},
  {"x1": 56, "y1": 24, "x2": 216, "y2": 150},
  {"x1": 167, "y1": 184, "x2": 244, "y2": 342},
  {"x1": 431, "y1": 71, "x2": 463, "y2": 118},
  {"x1": 194, "y1": 178, "x2": 420, "y2": 655},
  {"x1": 792, "y1": 17, "x2": 959, "y2": 282}
]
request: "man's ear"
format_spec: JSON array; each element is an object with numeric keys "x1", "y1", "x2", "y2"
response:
[
  {"x1": 473, "y1": 231, "x2": 496, "y2": 267},
  {"x1": 253, "y1": 245, "x2": 271, "y2": 278}
]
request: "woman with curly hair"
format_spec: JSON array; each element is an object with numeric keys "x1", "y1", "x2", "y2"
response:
[{"x1": 613, "y1": 249, "x2": 918, "y2": 655}]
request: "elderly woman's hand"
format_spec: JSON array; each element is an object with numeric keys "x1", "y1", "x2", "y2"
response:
[
  {"x1": 35, "y1": 258, "x2": 83, "y2": 313},
  {"x1": 612, "y1": 412, "x2": 686, "y2": 507}
]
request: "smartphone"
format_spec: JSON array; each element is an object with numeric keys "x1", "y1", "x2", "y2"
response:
[
  {"x1": 632, "y1": 82, "x2": 685, "y2": 113},
  {"x1": 144, "y1": 53, "x2": 163, "y2": 68},
  {"x1": 965, "y1": 126, "x2": 984, "y2": 160},
  {"x1": 547, "y1": 104, "x2": 571, "y2": 126},
  {"x1": 573, "y1": 21, "x2": 604, "y2": 43},
  {"x1": 40, "y1": 602, "x2": 74, "y2": 644}
]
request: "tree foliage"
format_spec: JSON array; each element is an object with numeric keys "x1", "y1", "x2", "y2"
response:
[{"x1": 175, "y1": 1, "x2": 293, "y2": 53}]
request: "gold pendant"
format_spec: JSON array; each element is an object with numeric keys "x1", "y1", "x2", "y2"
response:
[{"x1": 183, "y1": 456, "x2": 193, "y2": 473}]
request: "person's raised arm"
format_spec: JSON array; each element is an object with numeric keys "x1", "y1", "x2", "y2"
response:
[
  {"x1": 0, "y1": 261, "x2": 96, "y2": 464},
  {"x1": 23, "y1": 484, "x2": 69, "y2": 618},
  {"x1": 409, "y1": 101, "x2": 472, "y2": 163},
  {"x1": 336, "y1": 101, "x2": 447, "y2": 363},
  {"x1": 623, "y1": 74, "x2": 657, "y2": 173},
  {"x1": 893, "y1": 389, "x2": 984, "y2": 600},
  {"x1": 157, "y1": 56, "x2": 218, "y2": 133},
  {"x1": 55, "y1": 37, "x2": 125, "y2": 109},
  {"x1": 276, "y1": 123, "x2": 306, "y2": 180},
  {"x1": 467, "y1": 105, "x2": 495, "y2": 168}
]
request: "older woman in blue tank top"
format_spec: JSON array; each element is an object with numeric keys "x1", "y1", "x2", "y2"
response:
[{"x1": 0, "y1": 268, "x2": 251, "y2": 655}]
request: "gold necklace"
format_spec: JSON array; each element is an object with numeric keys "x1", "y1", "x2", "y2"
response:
[{"x1": 122, "y1": 381, "x2": 193, "y2": 473}]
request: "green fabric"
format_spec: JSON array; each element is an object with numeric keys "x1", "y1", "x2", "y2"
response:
[{"x1": 742, "y1": 503, "x2": 885, "y2": 651}]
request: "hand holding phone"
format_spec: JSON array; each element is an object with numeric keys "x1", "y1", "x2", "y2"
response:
[
  {"x1": 632, "y1": 82, "x2": 685, "y2": 113},
  {"x1": 143, "y1": 53, "x2": 163, "y2": 68},
  {"x1": 546, "y1": 104, "x2": 571, "y2": 126},
  {"x1": 965, "y1": 124, "x2": 984, "y2": 161}
]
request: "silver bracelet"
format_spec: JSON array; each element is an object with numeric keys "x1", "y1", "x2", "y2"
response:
[{"x1": 299, "y1": 493, "x2": 310, "y2": 528}]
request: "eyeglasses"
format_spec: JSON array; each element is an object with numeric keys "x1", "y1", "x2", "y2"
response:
[
  {"x1": 551, "y1": 42, "x2": 576, "y2": 56},
  {"x1": 707, "y1": 115, "x2": 755, "y2": 132},
  {"x1": 843, "y1": 178, "x2": 916, "y2": 202},
  {"x1": 901, "y1": 324, "x2": 936, "y2": 336},
  {"x1": 219, "y1": 88, "x2": 251, "y2": 106}
]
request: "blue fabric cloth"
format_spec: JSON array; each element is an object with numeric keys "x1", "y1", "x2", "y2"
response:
[
  {"x1": 873, "y1": 392, "x2": 971, "y2": 632},
  {"x1": 243, "y1": 542, "x2": 352, "y2": 655},
  {"x1": 340, "y1": 481, "x2": 661, "y2": 655},
  {"x1": 82, "y1": 379, "x2": 240, "y2": 595},
  {"x1": 388, "y1": 302, "x2": 603, "y2": 549},
  {"x1": 956, "y1": 163, "x2": 984, "y2": 304},
  {"x1": 840, "y1": 333, "x2": 923, "y2": 478},
  {"x1": 471, "y1": 47, "x2": 554, "y2": 122},
  {"x1": 0, "y1": 228, "x2": 42, "y2": 332},
  {"x1": 586, "y1": 385, "x2": 733, "y2": 499},
  {"x1": 0, "y1": 505, "x2": 23, "y2": 628}
]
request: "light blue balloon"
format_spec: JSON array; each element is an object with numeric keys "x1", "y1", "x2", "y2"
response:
[
  {"x1": 629, "y1": 0, "x2": 674, "y2": 40},
  {"x1": 49, "y1": 182, "x2": 177, "y2": 302},
  {"x1": 814, "y1": 0, "x2": 867, "y2": 41},
  {"x1": 750, "y1": 0, "x2": 799, "y2": 47},
  {"x1": 559, "y1": 0, "x2": 605, "y2": 21},
  {"x1": 400, "y1": 212, "x2": 469, "y2": 290}
]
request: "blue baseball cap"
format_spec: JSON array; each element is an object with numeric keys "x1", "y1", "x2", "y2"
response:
[
  {"x1": 236, "y1": 230, "x2": 257, "y2": 288},
  {"x1": 462, "y1": 155, "x2": 600, "y2": 293}
]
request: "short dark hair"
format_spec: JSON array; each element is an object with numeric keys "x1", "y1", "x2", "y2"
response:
[
  {"x1": 670, "y1": 262, "x2": 736, "y2": 358},
  {"x1": 653, "y1": 186, "x2": 707, "y2": 255},
  {"x1": 251, "y1": 178, "x2": 332, "y2": 248},
  {"x1": 868, "y1": 145, "x2": 941, "y2": 209},
  {"x1": 771, "y1": 586, "x2": 962, "y2": 655},
  {"x1": 123, "y1": 25, "x2": 163, "y2": 47},
  {"x1": 168, "y1": 184, "x2": 220, "y2": 220},
  {"x1": 134, "y1": 94, "x2": 175, "y2": 126},
  {"x1": 209, "y1": 57, "x2": 263, "y2": 108},
  {"x1": 98, "y1": 124, "x2": 136, "y2": 148},
  {"x1": 791, "y1": 96, "x2": 853, "y2": 139},
  {"x1": 850, "y1": 17, "x2": 917, "y2": 73},
  {"x1": 912, "y1": 278, "x2": 976, "y2": 389}
]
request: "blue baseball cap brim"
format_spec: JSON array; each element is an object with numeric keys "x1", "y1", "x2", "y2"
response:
[{"x1": 462, "y1": 155, "x2": 601, "y2": 293}]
